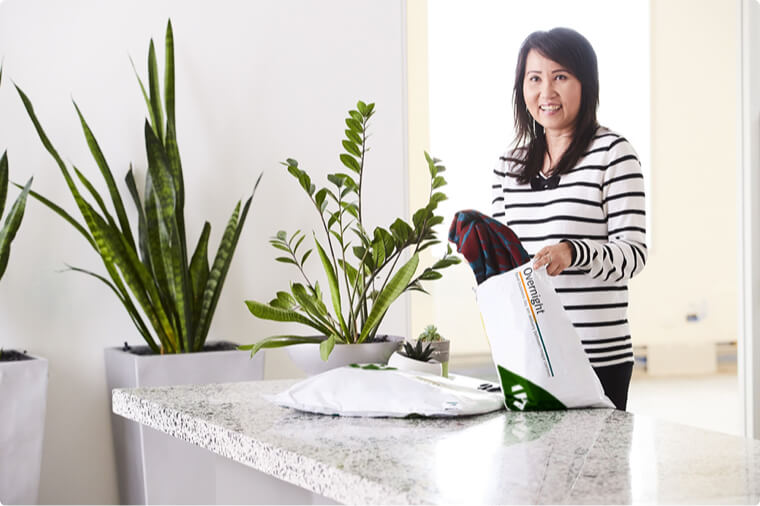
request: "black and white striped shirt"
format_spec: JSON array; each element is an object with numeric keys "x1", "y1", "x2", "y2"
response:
[{"x1": 491, "y1": 127, "x2": 647, "y2": 368}]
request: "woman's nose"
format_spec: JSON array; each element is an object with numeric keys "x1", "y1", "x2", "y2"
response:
[{"x1": 540, "y1": 80, "x2": 556, "y2": 98}]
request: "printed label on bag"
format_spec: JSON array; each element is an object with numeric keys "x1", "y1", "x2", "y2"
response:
[{"x1": 516, "y1": 266, "x2": 555, "y2": 377}]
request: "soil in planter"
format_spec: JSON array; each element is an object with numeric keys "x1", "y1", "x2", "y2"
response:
[
  {"x1": 121, "y1": 341, "x2": 240, "y2": 355},
  {"x1": 0, "y1": 349, "x2": 34, "y2": 362}
]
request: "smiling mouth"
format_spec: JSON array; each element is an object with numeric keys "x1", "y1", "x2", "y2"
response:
[{"x1": 539, "y1": 105, "x2": 561, "y2": 111}]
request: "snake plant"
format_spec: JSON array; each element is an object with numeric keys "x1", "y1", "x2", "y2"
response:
[
  {"x1": 15, "y1": 20, "x2": 259, "y2": 354},
  {"x1": 0, "y1": 63, "x2": 33, "y2": 287},
  {"x1": 242, "y1": 101, "x2": 460, "y2": 361}
]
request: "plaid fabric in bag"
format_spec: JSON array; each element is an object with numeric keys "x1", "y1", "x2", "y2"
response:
[{"x1": 447, "y1": 209, "x2": 530, "y2": 285}]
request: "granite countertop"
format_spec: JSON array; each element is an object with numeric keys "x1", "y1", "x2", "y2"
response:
[{"x1": 113, "y1": 379, "x2": 760, "y2": 504}]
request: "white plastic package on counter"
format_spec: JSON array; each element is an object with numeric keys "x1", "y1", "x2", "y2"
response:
[
  {"x1": 477, "y1": 262, "x2": 614, "y2": 410},
  {"x1": 266, "y1": 365, "x2": 505, "y2": 417}
]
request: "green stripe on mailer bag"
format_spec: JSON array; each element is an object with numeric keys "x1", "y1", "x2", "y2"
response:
[{"x1": 497, "y1": 365, "x2": 567, "y2": 411}]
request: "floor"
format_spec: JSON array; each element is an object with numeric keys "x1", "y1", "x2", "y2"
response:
[
  {"x1": 627, "y1": 371, "x2": 741, "y2": 436},
  {"x1": 449, "y1": 357, "x2": 742, "y2": 437}
]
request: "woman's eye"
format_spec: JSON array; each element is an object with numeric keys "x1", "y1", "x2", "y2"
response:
[
  {"x1": 528, "y1": 76, "x2": 539, "y2": 82},
  {"x1": 555, "y1": 74, "x2": 568, "y2": 80}
]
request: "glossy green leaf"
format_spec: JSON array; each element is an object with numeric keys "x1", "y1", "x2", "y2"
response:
[
  {"x1": 315, "y1": 238, "x2": 347, "y2": 337},
  {"x1": 345, "y1": 129, "x2": 361, "y2": 145},
  {"x1": 239, "y1": 335, "x2": 325, "y2": 357},
  {"x1": 244, "y1": 300, "x2": 331, "y2": 335},
  {"x1": 342, "y1": 140, "x2": 361, "y2": 157},
  {"x1": 320, "y1": 333, "x2": 336, "y2": 361},
  {"x1": 358, "y1": 253, "x2": 419, "y2": 343},
  {"x1": 340, "y1": 154, "x2": 360, "y2": 173}
]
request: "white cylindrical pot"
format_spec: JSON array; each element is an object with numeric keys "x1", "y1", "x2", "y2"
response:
[
  {"x1": 0, "y1": 353, "x2": 48, "y2": 505},
  {"x1": 387, "y1": 351, "x2": 443, "y2": 376},
  {"x1": 286, "y1": 335, "x2": 403, "y2": 375}
]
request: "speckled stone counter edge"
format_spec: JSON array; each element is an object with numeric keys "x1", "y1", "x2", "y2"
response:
[{"x1": 112, "y1": 389, "x2": 414, "y2": 504}]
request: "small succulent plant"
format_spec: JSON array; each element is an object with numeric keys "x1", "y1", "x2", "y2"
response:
[
  {"x1": 418, "y1": 324, "x2": 443, "y2": 342},
  {"x1": 402, "y1": 340, "x2": 434, "y2": 362}
]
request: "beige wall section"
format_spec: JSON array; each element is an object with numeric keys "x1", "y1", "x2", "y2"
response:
[
  {"x1": 410, "y1": 0, "x2": 739, "y2": 360},
  {"x1": 628, "y1": 0, "x2": 738, "y2": 351},
  {"x1": 407, "y1": 0, "x2": 435, "y2": 338}
]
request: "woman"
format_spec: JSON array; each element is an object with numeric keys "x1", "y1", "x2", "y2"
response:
[{"x1": 492, "y1": 27, "x2": 647, "y2": 410}]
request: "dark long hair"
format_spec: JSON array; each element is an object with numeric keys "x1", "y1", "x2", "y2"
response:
[{"x1": 509, "y1": 27, "x2": 600, "y2": 184}]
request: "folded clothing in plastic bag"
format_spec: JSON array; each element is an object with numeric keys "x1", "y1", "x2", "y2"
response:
[
  {"x1": 449, "y1": 210, "x2": 613, "y2": 410},
  {"x1": 267, "y1": 365, "x2": 505, "y2": 417}
]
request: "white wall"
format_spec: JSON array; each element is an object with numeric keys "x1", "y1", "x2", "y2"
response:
[
  {"x1": 0, "y1": 0, "x2": 408, "y2": 503},
  {"x1": 628, "y1": 0, "x2": 738, "y2": 352}
]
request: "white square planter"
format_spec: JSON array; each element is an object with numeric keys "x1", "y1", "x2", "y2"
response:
[
  {"x1": 105, "y1": 342, "x2": 264, "y2": 505},
  {"x1": 0, "y1": 353, "x2": 48, "y2": 505}
]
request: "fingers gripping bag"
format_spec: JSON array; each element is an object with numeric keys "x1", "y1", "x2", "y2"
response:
[{"x1": 449, "y1": 210, "x2": 613, "y2": 410}]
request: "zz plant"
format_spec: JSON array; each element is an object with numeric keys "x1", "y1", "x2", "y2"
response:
[
  {"x1": 242, "y1": 101, "x2": 459, "y2": 360},
  {"x1": 15, "y1": 21, "x2": 258, "y2": 354}
]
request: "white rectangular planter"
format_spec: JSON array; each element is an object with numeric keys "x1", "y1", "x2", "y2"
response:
[
  {"x1": 0, "y1": 354, "x2": 48, "y2": 505},
  {"x1": 105, "y1": 342, "x2": 264, "y2": 505}
]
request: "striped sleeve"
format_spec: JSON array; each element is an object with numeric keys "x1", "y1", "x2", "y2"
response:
[{"x1": 563, "y1": 140, "x2": 647, "y2": 282}]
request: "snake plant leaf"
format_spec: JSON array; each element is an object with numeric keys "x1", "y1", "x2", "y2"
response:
[
  {"x1": 18, "y1": 184, "x2": 95, "y2": 249},
  {"x1": 188, "y1": 221, "x2": 210, "y2": 316},
  {"x1": 129, "y1": 55, "x2": 153, "y2": 127},
  {"x1": 15, "y1": 85, "x2": 80, "y2": 192},
  {"x1": 315, "y1": 237, "x2": 348, "y2": 338},
  {"x1": 320, "y1": 333, "x2": 336, "y2": 361},
  {"x1": 164, "y1": 19, "x2": 176, "y2": 135},
  {"x1": 358, "y1": 253, "x2": 419, "y2": 343},
  {"x1": 0, "y1": 177, "x2": 32, "y2": 280},
  {"x1": 142, "y1": 156, "x2": 176, "y2": 326},
  {"x1": 147, "y1": 39, "x2": 164, "y2": 142},
  {"x1": 244, "y1": 300, "x2": 332, "y2": 336},
  {"x1": 239, "y1": 335, "x2": 325, "y2": 357},
  {"x1": 144, "y1": 121, "x2": 190, "y2": 349},
  {"x1": 73, "y1": 101, "x2": 136, "y2": 250},
  {"x1": 85, "y1": 202, "x2": 178, "y2": 350},
  {"x1": 164, "y1": 119, "x2": 186, "y2": 251},
  {"x1": 73, "y1": 165, "x2": 120, "y2": 231},
  {"x1": 196, "y1": 174, "x2": 260, "y2": 350},
  {"x1": 124, "y1": 167, "x2": 152, "y2": 272},
  {"x1": 0, "y1": 151, "x2": 8, "y2": 220}
]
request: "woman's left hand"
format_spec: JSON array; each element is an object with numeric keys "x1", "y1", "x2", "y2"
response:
[{"x1": 532, "y1": 242, "x2": 573, "y2": 276}]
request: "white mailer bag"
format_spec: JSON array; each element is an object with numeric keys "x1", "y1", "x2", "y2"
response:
[
  {"x1": 267, "y1": 365, "x2": 505, "y2": 417},
  {"x1": 477, "y1": 261, "x2": 614, "y2": 410}
]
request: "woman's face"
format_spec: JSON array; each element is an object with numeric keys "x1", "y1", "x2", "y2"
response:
[{"x1": 522, "y1": 49, "x2": 582, "y2": 137}]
